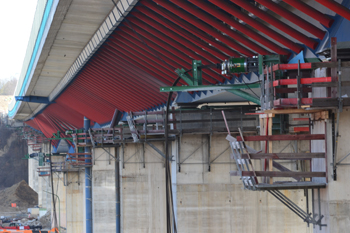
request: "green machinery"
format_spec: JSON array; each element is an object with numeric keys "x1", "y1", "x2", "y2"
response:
[
  {"x1": 161, "y1": 59, "x2": 261, "y2": 105},
  {"x1": 221, "y1": 57, "x2": 259, "y2": 74},
  {"x1": 160, "y1": 55, "x2": 289, "y2": 134}
]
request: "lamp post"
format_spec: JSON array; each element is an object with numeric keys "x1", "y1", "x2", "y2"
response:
[{"x1": 43, "y1": 190, "x2": 60, "y2": 233}]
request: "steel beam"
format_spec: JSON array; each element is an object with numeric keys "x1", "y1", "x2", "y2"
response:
[
  {"x1": 160, "y1": 83, "x2": 260, "y2": 92},
  {"x1": 237, "y1": 134, "x2": 325, "y2": 141}
]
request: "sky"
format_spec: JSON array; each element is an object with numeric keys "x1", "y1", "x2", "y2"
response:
[{"x1": 0, "y1": 0, "x2": 38, "y2": 81}]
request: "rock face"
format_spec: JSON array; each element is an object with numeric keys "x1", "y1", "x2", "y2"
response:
[
  {"x1": 0, "y1": 180, "x2": 38, "y2": 209},
  {"x1": 0, "y1": 125, "x2": 28, "y2": 188}
]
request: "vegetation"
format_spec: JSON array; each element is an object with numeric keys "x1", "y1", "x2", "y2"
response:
[{"x1": 0, "y1": 77, "x2": 17, "y2": 95}]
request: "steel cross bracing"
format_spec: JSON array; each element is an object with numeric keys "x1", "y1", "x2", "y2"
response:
[{"x1": 226, "y1": 134, "x2": 327, "y2": 228}]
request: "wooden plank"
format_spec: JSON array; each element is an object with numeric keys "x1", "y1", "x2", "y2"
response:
[
  {"x1": 241, "y1": 152, "x2": 325, "y2": 160},
  {"x1": 231, "y1": 171, "x2": 326, "y2": 178},
  {"x1": 237, "y1": 134, "x2": 325, "y2": 141}
]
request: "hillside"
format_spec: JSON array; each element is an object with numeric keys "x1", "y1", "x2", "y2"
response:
[{"x1": 0, "y1": 125, "x2": 28, "y2": 188}]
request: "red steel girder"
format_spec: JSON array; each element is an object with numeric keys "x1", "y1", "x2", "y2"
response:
[
  {"x1": 96, "y1": 51, "x2": 169, "y2": 97},
  {"x1": 140, "y1": 1, "x2": 240, "y2": 57},
  {"x1": 283, "y1": 0, "x2": 334, "y2": 27},
  {"x1": 107, "y1": 39, "x2": 182, "y2": 83},
  {"x1": 57, "y1": 93, "x2": 114, "y2": 122},
  {"x1": 87, "y1": 58, "x2": 164, "y2": 104},
  {"x1": 102, "y1": 44, "x2": 172, "y2": 86},
  {"x1": 119, "y1": 23, "x2": 225, "y2": 83},
  {"x1": 115, "y1": 31, "x2": 192, "y2": 70},
  {"x1": 98, "y1": 47, "x2": 175, "y2": 88},
  {"x1": 105, "y1": 41, "x2": 177, "y2": 84},
  {"x1": 109, "y1": 36, "x2": 189, "y2": 84},
  {"x1": 118, "y1": 27, "x2": 220, "y2": 83},
  {"x1": 273, "y1": 77, "x2": 332, "y2": 86},
  {"x1": 125, "y1": 17, "x2": 221, "y2": 64},
  {"x1": 168, "y1": 0, "x2": 263, "y2": 55},
  {"x1": 273, "y1": 98, "x2": 313, "y2": 106},
  {"x1": 111, "y1": 33, "x2": 216, "y2": 85},
  {"x1": 131, "y1": 10, "x2": 228, "y2": 60},
  {"x1": 315, "y1": 0, "x2": 350, "y2": 22},
  {"x1": 80, "y1": 64, "x2": 166, "y2": 111},
  {"x1": 255, "y1": 0, "x2": 326, "y2": 39},
  {"x1": 189, "y1": 0, "x2": 288, "y2": 55},
  {"x1": 72, "y1": 69, "x2": 150, "y2": 111},
  {"x1": 153, "y1": 0, "x2": 255, "y2": 56},
  {"x1": 237, "y1": 134, "x2": 325, "y2": 141},
  {"x1": 66, "y1": 80, "x2": 118, "y2": 114},
  {"x1": 231, "y1": 0, "x2": 319, "y2": 49}
]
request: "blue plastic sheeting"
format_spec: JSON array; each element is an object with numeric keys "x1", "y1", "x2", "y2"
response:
[{"x1": 9, "y1": 0, "x2": 54, "y2": 117}]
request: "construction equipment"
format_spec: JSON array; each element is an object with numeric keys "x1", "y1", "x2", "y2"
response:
[{"x1": 0, "y1": 227, "x2": 58, "y2": 232}]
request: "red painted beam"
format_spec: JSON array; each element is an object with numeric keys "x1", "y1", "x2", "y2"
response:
[
  {"x1": 132, "y1": 10, "x2": 228, "y2": 61},
  {"x1": 170, "y1": 0, "x2": 266, "y2": 55},
  {"x1": 273, "y1": 77, "x2": 332, "y2": 86},
  {"x1": 293, "y1": 118, "x2": 310, "y2": 121},
  {"x1": 130, "y1": 12, "x2": 222, "y2": 63},
  {"x1": 275, "y1": 87, "x2": 312, "y2": 93},
  {"x1": 283, "y1": 0, "x2": 334, "y2": 27},
  {"x1": 141, "y1": 1, "x2": 240, "y2": 57},
  {"x1": 89, "y1": 58, "x2": 165, "y2": 103},
  {"x1": 236, "y1": 171, "x2": 326, "y2": 178},
  {"x1": 153, "y1": 0, "x2": 255, "y2": 56},
  {"x1": 106, "y1": 41, "x2": 177, "y2": 83},
  {"x1": 119, "y1": 23, "x2": 224, "y2": 83},
  {"x1": 96, "y1": 51, "x2": 169, "y2": 97},
  {"x1": 189, "y1": 0, "x2": 288, "y2": 55},
  {"x1": 208, "y1": 0, "x2": 303, "y2": 53},
  {"x1": 231, "y1": 0, "x2": 319, "y2": 49},
  {"x1": 76, "y1": 68, "x2": 153, "y2": 111},
  {"x1": 273, "y1": 98, "x2": 313, "y2": 106},
  {"x1": 126, "y1": 17, "x2": 219, "y2": 64},
  {"x1": 315, "y1": 0, "x2": 350, "y2": 22},
  {"x1": 255, "y1": 0, "x2": 326, "y2": 39},
  {"x1": 237, "y1": 134, "x2": 325, "y2": 141},
  {"x1": 102, "y1": 45, "x2": 172, "y2": 86},
  {"x1": 293, "y1": 127, "x2": 310, "y2": 132}
]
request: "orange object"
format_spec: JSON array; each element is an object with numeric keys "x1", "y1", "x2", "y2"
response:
[{"x1": 11, "y1": 203, "x2": 16, "y2": 207}]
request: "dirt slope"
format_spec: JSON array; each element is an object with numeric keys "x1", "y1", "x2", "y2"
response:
[{"x1": 0, "y1": 180, "x2": 38, "y2": 211}]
